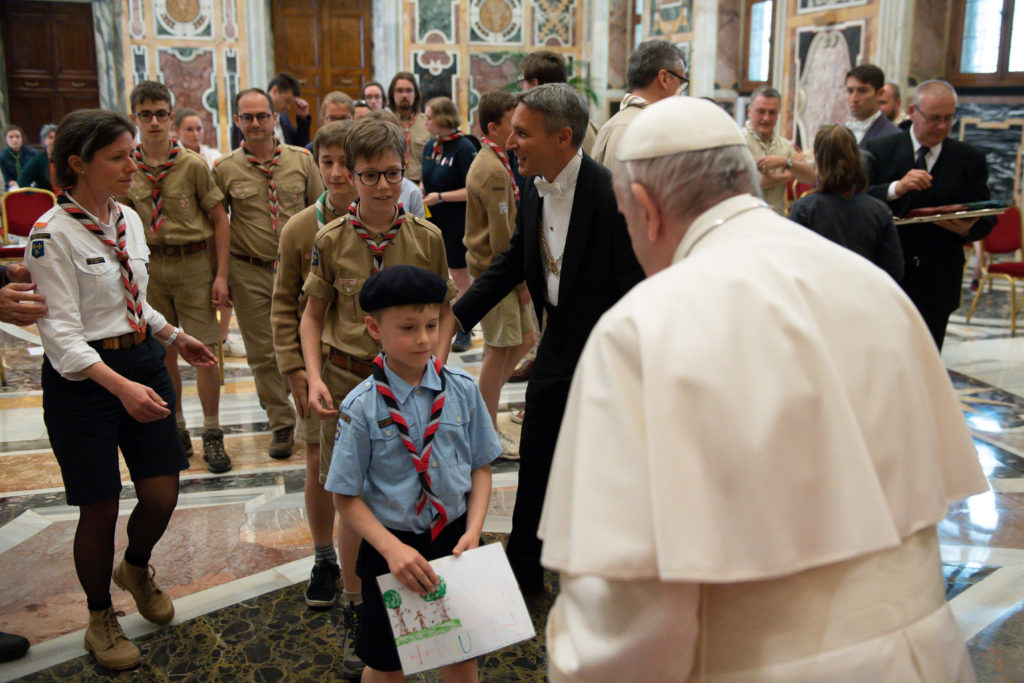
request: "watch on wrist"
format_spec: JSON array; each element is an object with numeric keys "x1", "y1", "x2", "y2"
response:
[
  {"x1": 437, "y1": 192, "x2": 444, "y2": 204},
  {"x1": 785, "y1": 156, "x2": 793, "y2": 169}
]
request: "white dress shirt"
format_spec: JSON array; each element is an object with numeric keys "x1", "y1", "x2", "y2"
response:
[
  {"x1": 886, "y1": 128, "x2": 943, "y2": 200},
  {"x1": 846, "y1": 109, "x2": 883, "y2": 144},
  {"x1": 25, "y1": 197, "x2": 167, "y2": 379},
  {"x1": 537, "y1": 149, "x2": 583, "y2": 306}
]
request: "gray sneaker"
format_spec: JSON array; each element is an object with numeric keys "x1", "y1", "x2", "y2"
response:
[
  {"x1": 269, "y1": 426, "x2": 294, "y2": 459},
  {"x1": 203, "y1": 429, "x2": 232, "y2": 473}
]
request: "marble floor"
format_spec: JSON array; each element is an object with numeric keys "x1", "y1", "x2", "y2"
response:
[{"x1": 2, "y1": 272, "x2": 1024, "y2": 681}]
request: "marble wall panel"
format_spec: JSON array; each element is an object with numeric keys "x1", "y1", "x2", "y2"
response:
[
  {"x1": 534, "y1": 0, "x2": 577, "y2": 46},
  {"x1": 154, "y1": 0, "x2": 214, "y2": 38},
  {"x1": 95, "y1": 1, "x2": 129, "y2": 113},
  {"x1": 909, "y1": 0, "x2": 948, "y2": 84},
  {"x1": 797, "y1": 0, "x2": 868, "y2": 13},
  {"x1": 468, "y1": 52, "x2": 518, "y2": 133},
  {"x1": 158, "y1": 48, "x2": 220, "y2": 148},
  {"x1": 793, "y1": 22, "x2": 863, "y2": 148},
  {"x1": 607, "y1": 0, "x2": 630, "y2": 90},
  {"x1": 716, "y1": 0, "x2": 740, "y2": 91},
  {"x1": 649, "y1": 0, "x2": 692, "y2": 37},
  {"x1": 958, "y1": 102, "x2": 1024, "y2": 203},
  {"x1": 417, "y1": 0, "x2": 459, "y2": 42},
  {"x1": 222, "y1": 0, "x2": 239, "y2": 40},
  {"x1": 413, "y1": 49, "x2": 460, "y2": 102},
  {"x1": 469, "y1": 0, "x2": 524, "y2": 44}
]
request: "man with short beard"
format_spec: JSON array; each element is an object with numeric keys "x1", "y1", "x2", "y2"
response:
[{"x1": 387, "y1": 72, "x2": 430, "y2": 184}]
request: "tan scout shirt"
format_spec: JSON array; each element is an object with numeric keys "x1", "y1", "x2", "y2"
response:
[
  {"x1": 303, "y1": 213, "x2": 457, "y2": 360},
  {"x1": 272, "y1": 197, "x2": 347, "y2": 375},
  {"x1": 213, "y1": 144, "x2": 324, "y2": 262},
  {"x1": 124, "y1": 147, "x2": 224, "y2": 245},
  {"x1": 400, "y1": 113, "x2": 430, "y2": 183},
  {"x1": 464, "y1": 146, "x2": 519, "y2": 280},
  {"x1": 592, "y1": 105, "x2": 644, "y2": 168},
  {"x1": 741, "y1": 122, "x2": 797, "y2": 215},
  {"x1": 583, "y1": 119, "x2": 598, "y2": 156}
]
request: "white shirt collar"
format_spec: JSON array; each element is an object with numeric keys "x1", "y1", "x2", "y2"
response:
[
  {"x1": 908, "y1": 126, "x2": 943, "y2": 159},
  {"x1": 673, "y1": 194, "x2": 769, "y2": 264}
]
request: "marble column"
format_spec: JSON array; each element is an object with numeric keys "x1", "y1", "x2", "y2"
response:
[
  {"x1": 590, "y1": 0, "x2": 611, "y2": 124},
  {"x1": 93, "y1": 0, "x2": 126, "y2": 112},
  {"x1": 246, "y1": 0, "x2": 274, "y2": 90},
  {"x1": 373, "y1": 0, "x2": 402, "y2": 82},
  {"x1": 876, "y1": 0, "x2": 914, "y2": 92},
  {"x1": 691, "y1": 0, "x2": 717, "y2": 97}
]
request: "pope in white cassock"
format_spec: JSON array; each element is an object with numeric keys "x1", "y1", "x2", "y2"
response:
[{"x1": 537, "y1": 97, "x2": 987, "y2": 681}]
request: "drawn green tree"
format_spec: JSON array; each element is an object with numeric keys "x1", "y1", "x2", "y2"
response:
[
  {"x1": 382, "y1": 589, "x2": 411, "y2": 636},
  {"x1": 423, "y1": 575, "x2": 452, "y2": 622}
]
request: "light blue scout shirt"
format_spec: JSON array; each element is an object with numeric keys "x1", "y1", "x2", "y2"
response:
[{"x1": 325, "y1": 358, "x2": 500, "y2": 534}]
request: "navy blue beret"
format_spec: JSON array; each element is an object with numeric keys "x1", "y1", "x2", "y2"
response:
[{"x1": 359, "y1": 265, "x2": 447, "y2": 312}]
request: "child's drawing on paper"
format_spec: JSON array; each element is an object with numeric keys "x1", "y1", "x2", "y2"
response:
[{"x1": 385, "y1": 575, "x2": 463, "y2": 647}]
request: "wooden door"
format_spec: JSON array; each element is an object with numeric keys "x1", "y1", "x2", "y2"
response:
[
  {"x1": 272, "y1": 0, "x2": 373, "y2": 136},
  {"x1": 2, "y1": 1, "x2": 100, "y2": 143}
]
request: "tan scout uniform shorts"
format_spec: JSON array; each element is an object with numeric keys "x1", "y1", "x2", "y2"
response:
[
  {"x1": 147, "y1": 251, "x2": 220, "y2": 345},
  {"x1": 481, "y1": 290, "x2": 535, "y2": 348},
  {"x1": 318, "y1": 361, "x2": 368, "y2": 483}
]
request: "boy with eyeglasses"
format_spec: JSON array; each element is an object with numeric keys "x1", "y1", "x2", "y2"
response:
[
  {"x1": 123, "y1": 81, "x2": 233, "y2": 473},
  {"x1": 298, "y1": 119, "x2": 456, "y2": 631},
  {"x1": 215, "y1": 88, "x2": 324, "y2": 461}
]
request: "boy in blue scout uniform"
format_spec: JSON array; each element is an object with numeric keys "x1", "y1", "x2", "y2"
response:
[{"x1": 324, "y1": 265, "x2": 500, "y2": 680}]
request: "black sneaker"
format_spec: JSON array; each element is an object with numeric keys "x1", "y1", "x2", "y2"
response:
[
  {"x1": 179, "y1": 428, "x2": 194, "y2": 457},
  {"x1": 339, "y1": 603, "x2": 365, "y2": 679},
  {"x1": 269, "y1": 427, "x2": 294, "y2": 459},
  {"x1": 0, "y1": 631, "x2": 29, "y2": 662},
  {"x1": 305, "y1": 560, "x2": 340, "y2": 609},
  {"x1": 202, "y1": 429, "x2": 232, "y2": 473}
]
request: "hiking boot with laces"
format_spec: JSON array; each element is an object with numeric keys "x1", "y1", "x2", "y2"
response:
[
  {"x1": 269, "y1": 426, "x2": 294, "y2": 459},
  {"x1": 202, "y1": 428, "x2": 232, "y2": 473},
  {"x1": 112, "y1": 560, "x2": 175, "y2": 624},
  {"x1": 304, "y1": 560, "x2": 340, "y2": 609},
  {"x1": 84, "y1": 608, "x2": 141, "y2": 670},
  {"x1": 179, "y1": 428, "x2": 194, "y2": 457}
]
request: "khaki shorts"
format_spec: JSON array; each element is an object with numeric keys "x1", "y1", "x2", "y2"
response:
[
  {"x1": 480, "y1": 290, "x2": 535, "y2": 348},
  {"x1": 147, "y1": 251, "x2": 220, "y2": 345},
  {"x1": 295, "y1": 412, "x2": 320, "y2": 444},
  {"x1": 318, "y1": 361, "x2": 370, "y2": 483}
]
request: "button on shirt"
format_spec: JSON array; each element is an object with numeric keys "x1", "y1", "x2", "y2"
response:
[
  {"x1": 539, "y1": 149, "x2": 582, "y2": 306},
  {"x1": 25, "y1": 198, "x2": 167, "y2": 379},
  {"x1": 324, "y1": 361, "x2": 500, "y2": 534},
  {"x1": 886, "y1": 129, "x2": 943, "y2": 200}
]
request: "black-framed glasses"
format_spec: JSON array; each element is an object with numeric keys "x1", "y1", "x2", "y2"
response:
[
  {"x1": 354, "y1": 168, "x2": 405, "y2": 186},
  {"x1": 238, "y1": 112, "x2": 273, "y2": 124},
  {"x1": 664, "y1": 69, "x2": 689, "y2": 90},
  {"x1": 353, "y1": 100, "x2": 370, "y2": 108},
  {"x1": 136, "y1": 110, "x2": 171, "y2": 122}
]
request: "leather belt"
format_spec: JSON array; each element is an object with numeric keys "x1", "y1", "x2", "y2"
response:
[
  {"x1": 90, "y1": 331, "x2": 149, "y2": 351},
  {"x1": 231, "y1": 252, "x2": 275, "y2": 269},
  {"x1": 149, "y1": 241, "x2": 207, "y2": 257},
  {"x1": 328, "y1": 348, "x2": 375, "y2": 378}
]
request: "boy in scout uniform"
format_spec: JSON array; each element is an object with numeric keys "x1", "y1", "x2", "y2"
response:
[
  {"x1": 298, "y1": 117, "x2": 457, "y2": 619},
  {"x1": 123, "y1": 81, "x2": 233, "y2": 473},
  {"x1": 270, "y1": 122, "x2": 360, "y2": 622},
  {"x1": 463, "y1": 91, "x2": 535, "y2": 460},
  {"x1": 214, "y1": 88, "x2": 324, "y2": 460}
]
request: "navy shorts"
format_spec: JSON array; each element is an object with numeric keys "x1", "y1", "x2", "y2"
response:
[
  {"x1": 355, "y1": 514, "x2": 470, "y2": 672},
  {"x1": 41, "y1": 336, "x2": 189, "y2": 506}
]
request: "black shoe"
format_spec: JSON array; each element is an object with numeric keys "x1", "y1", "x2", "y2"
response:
[
  {"x1": 305, "y1": 561, "x2": 340, "y2": 609},
  {"x1": 179, "y1": 428, "x2": 194, "y2": 457},
  {"x1": 269, "y1": 427, "x2": 294, "y2": 459},
  {"x1": 340, "y1": 603, "x2": 365, "y2": 679},
  {"x1": 451, "y1": 329, "x2": 472, "y2": 353},
  {"x1": 0, "y1": 631, "x2": 29, "y2": 662},
  {"x1": 202, "y1": 429, "x2": 232, "y2": 473}
]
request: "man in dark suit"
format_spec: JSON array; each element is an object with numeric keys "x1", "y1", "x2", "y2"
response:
[
  {"x1": 846, "y1": 64, "x2": 901, "y2": 147},
  {"x1": 864, "y1": 79, "x2": 994, "y2": 349},
  {"x1": 230, "y1": 73, "x2": 311, "y2": 149},
  {"x1": 452, "y1": 83, "x2": 644, "y2": 594}
]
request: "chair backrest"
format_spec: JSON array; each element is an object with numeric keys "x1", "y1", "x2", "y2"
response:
[
  {"x1": 2, "y1": 188, "x2": 57, "y2": 243},
  {"x1": 982, "y1": 206, "x2": 1023, "y2": 256}
]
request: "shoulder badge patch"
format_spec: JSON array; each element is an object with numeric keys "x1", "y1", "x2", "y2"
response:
[
  {"x1": 30, "y1": 240, "x2": 45, "y2": 258},
  {"x1": 311, "y1": 247, "x2": 319, "y2": 267}
]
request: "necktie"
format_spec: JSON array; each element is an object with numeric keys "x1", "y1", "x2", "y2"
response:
[
  {"x1": 480, "y1": 137, "x2": 520, "y2": 202},
  {"x1": 133, "y1": 143, "x2": 180, "y2": 234},
  {"x1": 349, "y1": 199, "x2": 406, "y2": 274},
  {"x1": 915, "y1": 146, "x2": 930, "y2": 171},
  {"x1": 372, "y1": 354, "x2": 449, "y2": 540},
  {"x1": 57, "y1": 192, "x2": 146, "y2": 333},
  {"x1": 242, "y1": 138, "x2": 283, "y2": 231}
]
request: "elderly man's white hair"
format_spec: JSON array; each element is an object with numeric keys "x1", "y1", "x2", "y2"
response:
[{"x1": 913, "y1": 79, "x2": 958, "y2": 107}]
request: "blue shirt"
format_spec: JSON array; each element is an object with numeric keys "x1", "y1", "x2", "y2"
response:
[{"x1": 325, "y1": 358, "x2": 500, "y2": 533}]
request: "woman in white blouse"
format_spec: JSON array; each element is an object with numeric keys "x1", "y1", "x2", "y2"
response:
[{"x1": 25, "y1": 110, "x2": 216, "y2": 671}]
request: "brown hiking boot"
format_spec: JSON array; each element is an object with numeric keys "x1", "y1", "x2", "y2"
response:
[
  {"x1": 202, "y1": 428, "x2": 232, "y2": 473},
  {"x1": 269, "y1": 426, "x2": 294, "y2": 459},
  {"x1": 179, "y1": 428, "x2": 194, "y2": 457},
  {"x1": 112, "y1": 560, "x2": 175, "y2": 625},
  {"x1": 84, "y1": 608, "x2": 141, "y2": 670}
]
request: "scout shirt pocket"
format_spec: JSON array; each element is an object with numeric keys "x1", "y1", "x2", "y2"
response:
[
  {"x1": 334, "y1": 276, "x2": 366, "y2": 317},
  {"x1": 161, "y1": 192, "x2": 200, "y2": 225},
  {"x1": 432, "y1": 410, "x2": 472, "y2": 502},
  {"x1": 367, "y1": 417, "x2": 413, "y2": 482},
  {"x1": 278, "y1": 182, "x2": 306, "y2": 215},
  {"x1": 228, "y1": 183, "x2": 258, "y2": 204}
]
